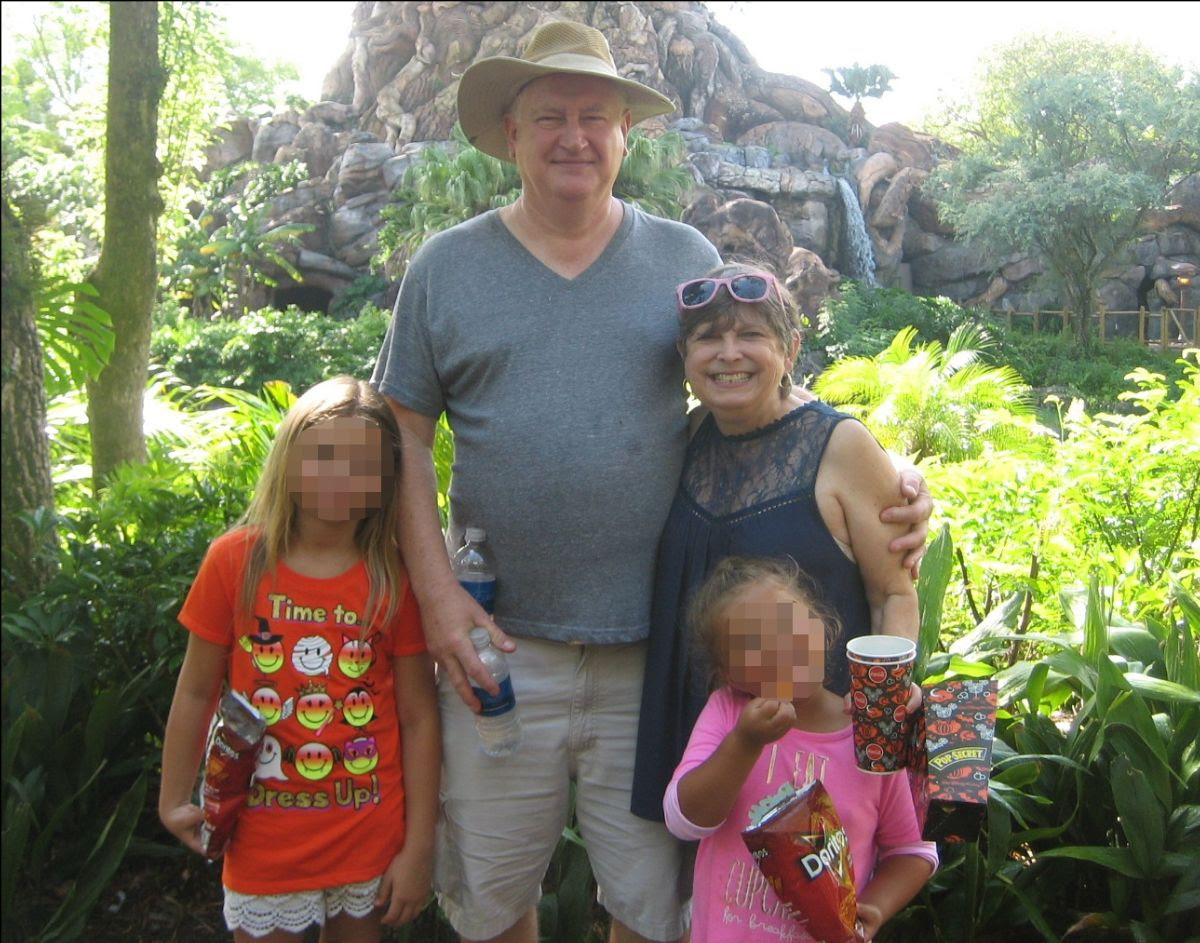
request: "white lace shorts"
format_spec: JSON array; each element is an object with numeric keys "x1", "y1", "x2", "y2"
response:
[{"x1": 224, "y1": 876, "x2": 382, "y2": 938}]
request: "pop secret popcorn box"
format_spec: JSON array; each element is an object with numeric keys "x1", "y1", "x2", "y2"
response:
[{"x1": 907, "y1": 678, "x2": 998, "y2": 843}]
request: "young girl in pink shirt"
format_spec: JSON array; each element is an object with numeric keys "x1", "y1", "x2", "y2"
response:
[{"x1": 664, "y1": 555, "x2": 937, "y2": 942}]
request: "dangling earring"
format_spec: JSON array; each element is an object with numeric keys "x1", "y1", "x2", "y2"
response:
[{"x1": 780, "y1": 371, "x2": 794, "y2": 396}]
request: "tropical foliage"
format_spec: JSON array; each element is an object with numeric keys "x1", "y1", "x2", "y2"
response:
[
  {"x1": 889, "y1": 528, "x2": 1200, "y2": 943},
  {"x1": 816, "y1": 281, "x2": 1189, "y2": 409},
  {"x1": 151, "y1": 303, "x2": 389, "y2": 396},
  {"x1": 1, "y1": 1, "x2": 299, "y2": 270},
  {"x1": 4, "y1": 6, "x2": 1199, "y2": 940},
  {"x1": 35, "y1": 278, "x2": 113, "y2": 399},
  {"x1": 928, "y1": 35, "x2": 1200, "y2": 345},
  {"x1": 925, "y1": 353, "x2": 1199, "y2": 636},
  {"x1": 816, "y1": 281, "x2": 982, "y2": 359},
  {"x1": 824, "y1": 62, "x2": 896, "y2": 102},
  {"x1": 614, "y1": 128, "x2": 694, "y2": 220},
  {"x1": 3, "y1": 415, "x2": 261, "y2": 942},
  {"x1": 813, "y1": 323, "x2": 1041, "y2": 462},
  {"x1": 166, "y1": 160, "x2": 316, "y2": 317},
  {"x1": 376, "y1": 128, "x2": 522, "y2": 274}
]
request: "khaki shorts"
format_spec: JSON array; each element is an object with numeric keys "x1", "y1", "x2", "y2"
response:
[{"x1": 434, "y1": 637, "x2": 691, "y2": 941}]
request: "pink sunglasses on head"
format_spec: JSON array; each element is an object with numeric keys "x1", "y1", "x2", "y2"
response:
[{"x1": 675, "y1": 272, "x2": 785, "y2": 316}]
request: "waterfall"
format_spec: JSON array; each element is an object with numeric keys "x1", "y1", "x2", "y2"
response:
[{"x1": 836, "y1": 176, "x2": 878, "y2": 287}]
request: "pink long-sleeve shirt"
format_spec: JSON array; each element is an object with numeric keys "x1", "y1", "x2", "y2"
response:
[{"x1": 665, "y1": 687, "x2": 938, "y2": 943}]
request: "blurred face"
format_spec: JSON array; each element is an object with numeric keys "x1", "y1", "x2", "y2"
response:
[
  {"x1": 719, "y1": 579, "x2": 827, "y2": 703},
  {"x1": 287, "y1": 415, "x2": 389, "y2": 523},
  {"x1": 504, "y1": 73, "x2": 631, "y2": 205},
  {"x1": 682, "y1": 306, "x2": 798, "y2": 434}
]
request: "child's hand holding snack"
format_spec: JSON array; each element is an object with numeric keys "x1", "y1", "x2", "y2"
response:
[{"x1": 735, "y1": 697, "x2": 796, "y2": 747}]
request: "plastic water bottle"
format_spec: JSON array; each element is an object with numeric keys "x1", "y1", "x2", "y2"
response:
[
  {"x1": 452, "y1": 527, "x2": 496, "y2": 614},
  {"x1": 468, "y1": 627, "x2": 522, "y2": 756}
]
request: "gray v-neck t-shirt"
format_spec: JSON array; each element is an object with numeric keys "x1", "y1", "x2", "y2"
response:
[{"x1": 373, "y1": 203, "x2": 719, "y2": 643}]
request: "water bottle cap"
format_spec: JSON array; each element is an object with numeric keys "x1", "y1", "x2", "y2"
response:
[
  {"x1": 468, "y1": 627, "x2": 491, "y2": 650},
  {"x1": 465, "y1": 526, "x2": 487, "y2": 543}
]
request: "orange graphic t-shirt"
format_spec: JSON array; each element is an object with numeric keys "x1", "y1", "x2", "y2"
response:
[{"x1": 179, "y1": 528, "x2": 427, "y2": 895}]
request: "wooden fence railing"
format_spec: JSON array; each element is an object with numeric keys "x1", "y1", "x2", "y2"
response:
[{"x1": 988, "y1": 307, "x2": 1199, "y2": 349}]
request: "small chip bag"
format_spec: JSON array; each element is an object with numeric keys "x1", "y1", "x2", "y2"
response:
[
  {"x1": 742, "y1": 780, "x2": 858, "y2": 943},
  {"x1": 199, "y1": 690, "x2": 266, "y2": 859}
]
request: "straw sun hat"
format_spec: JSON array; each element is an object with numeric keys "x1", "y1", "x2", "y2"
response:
[{"x1": 456, "y1": 20, "x2": 676, "y2": 162}]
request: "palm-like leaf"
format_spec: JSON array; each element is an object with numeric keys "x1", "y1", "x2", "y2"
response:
[
  {"x1": 813, "y1": 324, "x2": 1041, "y2": 461},
  {"x1": 615, "y1": 131, "x2": 693, "y2": 220},
  {"x1": 36, "y1": 277, "x2": 114, "y2": 397},
  {"x1": 823, "y1": 63, "x2": 896, "y2": 102}
]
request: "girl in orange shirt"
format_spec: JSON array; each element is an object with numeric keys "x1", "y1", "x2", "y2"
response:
[{"x1": 159, "y1": 376, "x2": 439, "y2": 942}]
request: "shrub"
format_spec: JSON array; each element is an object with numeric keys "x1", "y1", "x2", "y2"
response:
[
  {"x1": 2, "y1": 444, "x2": 246, "y2": 940},
  {"x1": 816, "y1": 281, "x2": 984, "y2": 360},
  {"x1": 987, "y1": 332, "x2": 1187, "y2": 410},
  {"x1": 329, "y1": 273, "x2": 392, "y2": 321},
  {"x1": 151, "y1": 304, "x2": 390, "y2": 394},
  {"x1": 886, "y1": 530, "x2": 1200, "y2": 943},
  {"x1": 814, "y1": 323, "x2": 1044, "y2": 462},
  {"x1": 925, "y1": 352, "x2": 1199, "y2": 639}
]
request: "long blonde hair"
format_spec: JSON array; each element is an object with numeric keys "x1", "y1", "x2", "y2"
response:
[{"x1": 237, "y1": 377, "x2": 404, "y2": 633}]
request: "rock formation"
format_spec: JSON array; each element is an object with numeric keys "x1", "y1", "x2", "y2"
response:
[{"x1": 201, "y1": 0, "x2": 1198, "y2": 328}]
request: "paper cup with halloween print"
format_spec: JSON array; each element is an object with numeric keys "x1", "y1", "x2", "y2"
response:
[{"x1": 846, "y1": 635, "x2": 916, "y2": 774}]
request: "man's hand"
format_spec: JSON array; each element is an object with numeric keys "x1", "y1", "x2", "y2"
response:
[
  {"x1": 734, "y1": 697, "x2": 796, "y2": 747},
  {"x1": 420, "y1": 575, "x2": 515, "y2": 712},
  {"x1": 880, "y1": 468, "x2": 933, "y2": 578}
]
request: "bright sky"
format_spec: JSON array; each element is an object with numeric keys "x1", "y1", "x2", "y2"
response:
[{"x1": 4, "y1": 1, "x2": 1197, "y2": 128}]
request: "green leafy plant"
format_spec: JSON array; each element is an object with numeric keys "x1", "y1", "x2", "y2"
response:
[
  {"x1": 35, "y1": 276, "x2": 113, "y2": 398},
  {"x1": 167, "y1": 161, "x2": 313, "y2": 317},
  {"x1": 813, "y1": 323, "x2": 1043, "y2": 461},
  {"x1": 2, "y1": 473, "x2": 239, "y2": 941},
  {"x1": 816, "y1": 281, "x2": 984, "y2": 361},
  {"x1": 824, "y1": 63, "x2": 896, "y2": 103},
  {"x1": 988, "y1": 332, "x2": 1188, "y2": 412},
  {"x1": 151, "y1": 303, "x2": 389, "y2": 396},
  {"x1": 376, "y1": 126, "x2": 521, "y2": 273},
  {"x1": 889, "y1": 566, "x2": 1200, "y2": 943},
  {"x1": 1, "y1": 377, "x2": 295, "y2": 940},
  {"x1": 329, "y1": 273, "x2": 391, "y2": 321},
  {"x1": 614, "y1": 129, "x2": 693, "y2": 221},
  {"x1": 925, "y1": 352, "x2": 1199, "y2": 638}
]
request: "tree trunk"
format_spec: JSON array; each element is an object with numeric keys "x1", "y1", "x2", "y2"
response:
[
  {"x1": 1, "y1": 195, "x2": 57, "y2": 598},
  {"x1": 85, "y1": 1, "x2": 166, "y2": 485},
  {"x1": 1067, "y1": 277, "x2": 1096, "y2": 348}
]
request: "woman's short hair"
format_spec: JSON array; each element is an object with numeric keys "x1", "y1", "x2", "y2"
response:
[{"x1": 676, "y1": 261, "x2": 803, "y2": 355}]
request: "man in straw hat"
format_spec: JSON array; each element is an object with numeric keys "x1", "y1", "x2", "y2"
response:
[{"x1": 372, "y1": 19, "x2": 930, "y2": 943}]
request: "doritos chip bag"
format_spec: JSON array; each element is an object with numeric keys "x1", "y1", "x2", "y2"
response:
[
  {"x1": 742, "y1": 780, "x2": 858, "y2": 943},
  {"x1": 199, "y1": 690, "x2": 265, "y2": 859}
]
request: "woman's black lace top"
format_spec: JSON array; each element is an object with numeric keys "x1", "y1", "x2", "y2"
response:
[{"x1": 631, "y1": 400, "x2": 873, "y2": 821}]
